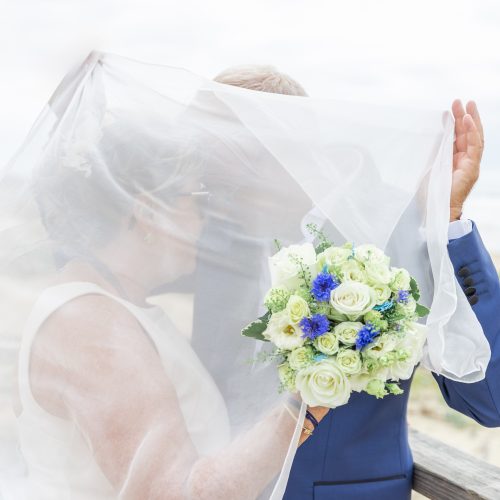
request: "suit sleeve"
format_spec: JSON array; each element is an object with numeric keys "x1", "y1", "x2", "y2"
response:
[{"x1": 432, "y1": 220, "x2": 500, "y2": 427}]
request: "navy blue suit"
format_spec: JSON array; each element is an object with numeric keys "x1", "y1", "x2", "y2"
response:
[{"x1": 284, "y1": 220, "x2": 500, "y2": 499}]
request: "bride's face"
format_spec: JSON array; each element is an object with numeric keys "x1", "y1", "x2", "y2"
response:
[{"x1": 134, "y1": 181, "x2": 206, "y2": 286}]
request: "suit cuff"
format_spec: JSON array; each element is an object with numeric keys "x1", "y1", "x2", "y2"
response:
[{"x1": 448, "y1": 217, "x2": 473, "y2": 241}]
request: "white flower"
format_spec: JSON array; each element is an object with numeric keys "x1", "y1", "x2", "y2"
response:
[
  {"x1": 269, "y1": 243, "x2": 317, "y2": 290},
  {"x1": 288, "y1": 346, "x2": 314, "y2": 370},
  {"x1": 286, "y1": 295, "x2": 311, "y2": 324},
  {"x1": 372, "y1": 284, "x2": 392, "y2": 305},
  {"x1": 364, "y1": 261, "x2": 392, "y2": 286},
  {"x1": 313, "y1": 331, "x2": 340, "y2": 355},
  {"x1": 295, "y1": 359, "x2": 351, "y2": 408},
  {"x1": 317, "y1": 246, "x2": 351, "y2": 270},
  {"x1": 390, "y1": 267, "x2": 411, "y2": 292},
  {"x1": 330, "y1": 282, "x2": 378, "y2": 321},
  {"x1": 388, "y1": 323, "x2": 427, "y2": 380},
  {"x1": 263, "y1": 310, "x2": 305, "y2": 350},
  {"x1": 336, "y1": 348, "x2": 362, "y2": 375},
  {"x1": 363, "y1": 333, "x2": 399, "y2": 360},
  {"x1": 334, "y1": 321, "x2": 364, "y2": 346},
  {"x1": 339, "y1": 259, "x2": 367, "y2": 283},
  {"x1": 354, "y1": 244, "x2": 390, "y2": 266},
  {"x1": 396, "y1": 296, "x2": 417, "y2": 315}
]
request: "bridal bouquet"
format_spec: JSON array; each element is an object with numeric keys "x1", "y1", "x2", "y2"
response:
[{"x1": 242, "y1": 226, "x2": 429, "y2": 409}]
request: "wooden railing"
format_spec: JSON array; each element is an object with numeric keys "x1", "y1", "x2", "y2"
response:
[{"x1": 410, "y1": 429, "x2": 500, "y2": 499}]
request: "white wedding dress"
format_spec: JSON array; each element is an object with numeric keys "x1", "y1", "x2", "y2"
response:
[{"x1": 15, "y1": 281, "x2": 231, "y2": 499}]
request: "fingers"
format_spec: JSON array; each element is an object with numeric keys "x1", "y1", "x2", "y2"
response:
[
  {"x1": 463, "y1": 114, "x2": 483, "y2": 167},
  {"x1": 452, "y1": 99, "x2": 467, "y2": 154},
  {"x1": 466, "y1": 100, "x2": 484, "y2": 147}
]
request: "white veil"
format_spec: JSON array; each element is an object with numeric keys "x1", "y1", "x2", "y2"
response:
[{"x1": 0, "y1": 51, "x2": 490, "y2": 499}]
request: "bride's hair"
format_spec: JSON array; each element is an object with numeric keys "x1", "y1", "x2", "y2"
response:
[
  {"x1": 213, "y1": 64, "x2": 308, "y2": 96},
  {"x1": 33, "y1": 109, "x2": 202, "y2": 260}
]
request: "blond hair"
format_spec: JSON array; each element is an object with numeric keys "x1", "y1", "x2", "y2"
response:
[{"x1": 213, "y1": 64, "x2": 307, "y2": 96}]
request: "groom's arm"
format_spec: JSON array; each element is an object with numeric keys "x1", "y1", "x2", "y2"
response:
[{"x1": 432, "y1": 219, "x2": 500, "y2": 427}]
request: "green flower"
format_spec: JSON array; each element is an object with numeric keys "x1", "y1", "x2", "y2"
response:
[
  {"x1": 366, "y1": 379, "x2": 388, "y2": 399},
  {"x1": 363, "y1": 310, "x2": 389, "y2": 332},
  {"x1": 278, "y1": 362, "x2": 297, "y2": 392},
  {"x1": 264, "y1": 286, "x2": 291, "y2": 313},
  {"x1": 386, "y1": 383, "x2": 404, "y2": 395}
]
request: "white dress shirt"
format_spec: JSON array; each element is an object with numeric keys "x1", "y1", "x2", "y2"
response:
[{"x1": 448, "y1": 217, "x2": 473, "y2": 240}]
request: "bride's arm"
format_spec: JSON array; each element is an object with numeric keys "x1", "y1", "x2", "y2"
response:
[{"x1": 30, "y1": 295, "x2": 327, "y2": 500}]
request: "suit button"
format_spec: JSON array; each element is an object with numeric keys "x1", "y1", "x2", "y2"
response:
[
  {"x1": 464, "y1": 287, "x2": 476, "y2": 296},
  {"x1": 463, "y1": 276, "x2": 474, "y2": 287},
  {"x1": 458, "y1": 266, "x2": 471, "y2": 277},
  {"x1": 468, "y1": 295, "x2": 479, "y2": 305}
]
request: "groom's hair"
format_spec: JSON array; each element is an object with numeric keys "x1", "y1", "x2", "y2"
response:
[{"x1": 213, "y1": 64, "x2": 308, "y2": 96}]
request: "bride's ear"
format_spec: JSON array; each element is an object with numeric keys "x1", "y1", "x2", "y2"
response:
[{"x1": 130, "y1": 193, "x2": 157, "y2": 233}]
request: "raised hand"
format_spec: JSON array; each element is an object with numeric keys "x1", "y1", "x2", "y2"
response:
[{"x1": 450, "y1": 99, "x2": 485, "y2": 222}]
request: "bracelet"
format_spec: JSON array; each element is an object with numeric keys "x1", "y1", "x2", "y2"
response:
[{"x1": 305, "y1": 410, "x2": 319, "y2": 430}]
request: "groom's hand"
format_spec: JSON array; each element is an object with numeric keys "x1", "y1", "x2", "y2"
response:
[{"x1": 450, "y1": 99, "x2": 484, "y2": 222}]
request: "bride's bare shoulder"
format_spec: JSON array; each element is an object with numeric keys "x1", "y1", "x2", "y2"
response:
[
  {"x1": 36, "y1": 292, "x2": 142, "y2": 347},
  {"x1": 29, "y1": 292, "x2": 158, "y2": 416}
]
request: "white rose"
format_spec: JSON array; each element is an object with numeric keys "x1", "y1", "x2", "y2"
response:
[
  {"x1": 334, "y1": 321, "x2": 363, "y2": 346},
  {"x1": 354, "y1": 244, "x2": 390, "y2": 266},
  {"x1": 295, "y1": 359, "x2": 351, "y2": 408},
  {"x1": 396, "y1": 296, "x2": 417, "y2": 315},
  {"x1": 389, "y1": 323, "x2": 427, "y2": 380},
  {"x1": 288, "y1": 346, "x2": 314, "y2": 370},
  {"x1": 317, "y1": 246, "x2": 351, "y2": 270},
  {"x1": 330, "y1": 282, "x2": 378, "y2": 321},
  {"x1": 263, "y1": 310, "x2": 305, "y2": 350},
  {"x1": 390, "y1": 267, "x2": 411, "y2": 291},
  {"x1": 313, "y1": 331, "x2": 340, "y2": 355},
  {"x1": 363, "y1": 333, "x2": 398, "y2": 359},
  {"x1": 372, "y1": 283, "x2": 392, "y2": 305},
  {"x1": 339, "y1": 259, "x2": 367, "y2": 283},
  {"x1": 336, "y1": 348, "x2": 362, "y2": 375},
  {"x1": 269, "y1": 243, "x2": 317, "y2": 290},
  {"x1": 286, "y1": 295, "x2": 311, "y2": 324},
  {"x1": 364, "y1": 261, "x2": 392, "y2": 286}
]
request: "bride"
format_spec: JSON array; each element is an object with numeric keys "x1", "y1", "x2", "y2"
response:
[{"x1": 10, "y1": 60, "x2": 330, "y2": 499}]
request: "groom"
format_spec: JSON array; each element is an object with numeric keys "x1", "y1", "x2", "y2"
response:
[{"x1": 212, "y1": 66, "x2": 499, "y2": 499}]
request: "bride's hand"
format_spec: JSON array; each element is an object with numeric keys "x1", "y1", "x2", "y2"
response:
[{"x1": 298, "y1": 405, "x2": 330, "y2": 446}]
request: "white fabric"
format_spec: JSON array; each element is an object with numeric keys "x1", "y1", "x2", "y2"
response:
[
  {"x1": 16, "y1": 281, "x2": 230, "y2": 499},
  {"x1": 448, "y1": 217, "x2": 473, "y2": 240},
  {"x1": 0, "y1": 50, "x2": 490, "y2": 499}
]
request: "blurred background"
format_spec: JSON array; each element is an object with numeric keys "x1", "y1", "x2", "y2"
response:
[{"x1": 1, "y1": 0, "x2": 499, "y2": 496}]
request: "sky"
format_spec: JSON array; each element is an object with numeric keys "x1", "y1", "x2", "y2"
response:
[{"x1": 1, "y1": 0, "x2": 499, "y2": 249}]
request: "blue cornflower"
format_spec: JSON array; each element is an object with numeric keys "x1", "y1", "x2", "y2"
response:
[
  {"x1": 355, "y1": 322, "x2": 381, "y2": 350},
  {"x1": 373, "y1": 300, "x2": 394, "y2": 312},
  {"x1": 299, "y1": 314, "x2": 330, "y2": 340},
  {"x1": 397, "y1": 290, "x2": 410, "y2": 304},
  {"x1": 311, "y1": 271, "x2": 339, "y2": 302}
]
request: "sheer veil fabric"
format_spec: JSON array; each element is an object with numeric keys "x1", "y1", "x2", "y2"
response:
[{"x1": 0, "y1": 51, "x2": 490, "y2": 499}]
